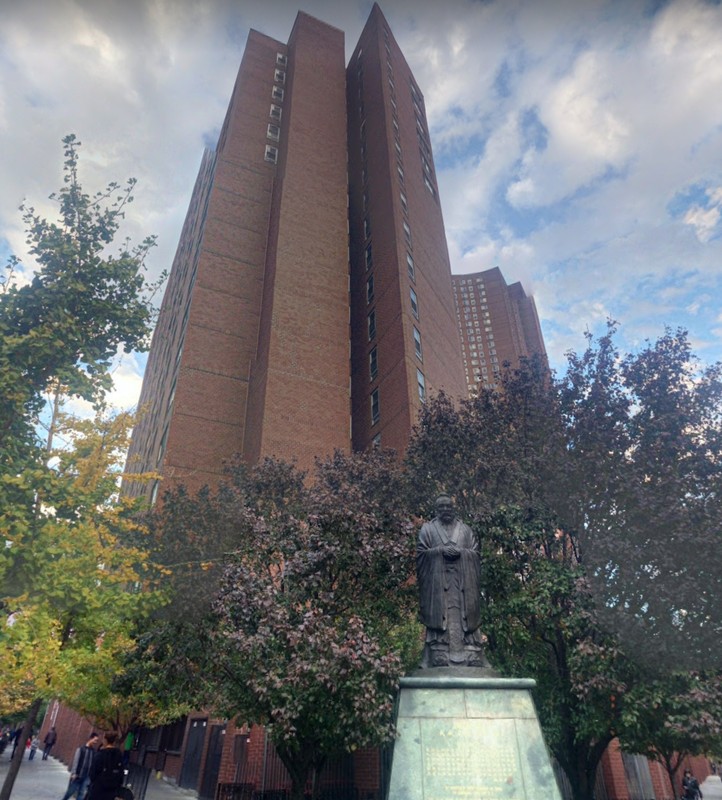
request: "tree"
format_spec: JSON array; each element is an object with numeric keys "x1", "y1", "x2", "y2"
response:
[
  {"x1": 0, "y1": 134, "x2": 160, "y2": 462},
  {"x1": 618, "y1": 671, "x2": 722, "y2": 796},
  {"x1": 404, "y1": 328, "x2": 722, "y2": 800},
  {"x1": 0, "y1": 135, "x2": 164, "y2": 800},
  {"x1": 404, "y1": 358, "x2": 632, "y2": 800},
  {"x1": 567, "y1": 327, "x2": 722, "y2": 670},
  {"x1": 154, "y1": 451, "x2": 419, "y2": 800}
]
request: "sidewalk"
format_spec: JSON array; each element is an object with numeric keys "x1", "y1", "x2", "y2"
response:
[
  {"x1": 0, "y1": 750, "x2": 196, "y2": 800},
  {"x1": 702, "y1": 775, "x2": 722, "y2": 800}
]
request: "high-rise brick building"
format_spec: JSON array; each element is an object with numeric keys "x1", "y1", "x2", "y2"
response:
[
  {"x1": 114, "y1": 6, "x2": 466, "y2": 795},
  {"x1": 124, "y1": 3, "x2": 465, "y2": 501},
  {"x1": 452, "y1": 267, "x2": 546, "y2": 393}
]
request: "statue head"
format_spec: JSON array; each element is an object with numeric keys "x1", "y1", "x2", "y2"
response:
[{"x1": 434, "y1": 494, "x2": 455, "y2": 525}]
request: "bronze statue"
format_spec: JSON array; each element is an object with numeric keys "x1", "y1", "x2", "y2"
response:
[{"x1": 417, "y1": 494, "x2": 486, "y2": 668}]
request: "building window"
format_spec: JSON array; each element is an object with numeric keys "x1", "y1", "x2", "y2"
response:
[
  {"x1": 270, "y1": 104, "x2": 282, "y2": 120},
  {"x1": 365, "y1": 243, "x2": 373, "y2": 270},
  {"x1": 417, "y1": 369, "x2": 426, "y2": 402},
  {"x1": 397, "y1": 164, "x2": 405, "y2": 184},
  {"x1": 372, "y1": 432, "x2": 381, "y2": 447},
  {"x1": 363, "y1": 217, "x2": 371, "y2": 239},
  {"x1": 406, "y1": 252, "x2": 415, "y2": 281},
  {"x1": 274, "y1": 69, "x2": 286, "y2": 84},
  {"x1": 272, "y1": 85, "x2": 285, "y2": 101},
  {"x1": 424, "y1": 174, "x2": 437, "y2": 198},
  {"x1": 267, "y1": 123, "x2": 280, "y2": 141},
  {"x1": 371, "y1": 388, "x2": 380, "y2": 424},
  {"x1": 410, "y1": 287, "x2": 419, "y2": 319},
  {"x1": 276, "y1": 53, "x2": 287, "y2": 66},
  {"x1": 400, "y1": 191, "x2": 408, "y2": 214},
  {"x1": 403, "y1": 220, "x2": 412, "y2": 246},
  {"x1": 369, "y1": 346, "x2": 378, "y2": 381},
  {"x1": 413, "y1": 326, "x2": 423, "y2": 360},
  {"x1": 368, "y1": 309, "x2": 376, "y2": 341},
  {"x1": 366, "y1": 274, "x2": 374, "y2": 304},
  {"x1": 264, "y1": 145, "x2": 278, "y2": 164},
  {"x1": 394, "y1": 139, "x2": 402, "y2": 157}
]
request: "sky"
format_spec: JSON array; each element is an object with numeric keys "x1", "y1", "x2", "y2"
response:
[{"x1": 2, "y1": 0, "x2": 721, "y2": 415}]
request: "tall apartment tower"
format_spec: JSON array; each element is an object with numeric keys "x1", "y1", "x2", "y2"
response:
[
  {"x1": 452, "y1": 267, "x2": 546, "y2": 394},
  {"x1": 125, "y1": 4, "x2": 465, "y2": 498},
  {"x1": 347, "y1": 7, "x2": 466, "y2": 454}
]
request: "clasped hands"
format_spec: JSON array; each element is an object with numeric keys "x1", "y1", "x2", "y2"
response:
[{"x1": 442, "y1": 543, "x2": 461, "y2": 560}]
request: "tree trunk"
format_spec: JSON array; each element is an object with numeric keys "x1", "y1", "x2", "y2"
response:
[
  {"x1": 0, "y1": 697, "x2": 43, "y2": 800},
  {"x1": 277, "y1": 746, "x2": 312, "y2": 800}
]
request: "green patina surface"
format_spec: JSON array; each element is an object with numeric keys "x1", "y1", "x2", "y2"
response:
[{"x1": 388, "y1": 676, "x2": 562, "y2": 800}]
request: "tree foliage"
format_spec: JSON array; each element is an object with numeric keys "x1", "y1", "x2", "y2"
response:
[
  {"x1": 564, "y1": 328, "x2": 722, "y2": 670},
  {"x1": 404, "y1": 326, "x2": 722, "y2": 800},
  {"x1": 0, "y1": 135, "x2": 165, "y2": 800},
  {"x1": 153, "y1": 451, "x2": 418, "y2": 800},
  {"x1": 618, "y1": 670, "x2": 722, "y2": 795},
  {"x1": 0, "y1": 134, "x2": 161, "y2": 462}
]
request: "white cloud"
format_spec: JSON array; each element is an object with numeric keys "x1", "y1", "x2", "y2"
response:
[
  {"x1": 683, "y1": 205, "x2": 720, "y2": 243},
  {"x1": 2, "y1": 0, "x2": 722, "y2": 392}
]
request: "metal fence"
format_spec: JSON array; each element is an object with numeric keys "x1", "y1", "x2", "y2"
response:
[{"x1": 124, "y1": 762, "x2": 152, "y2": 800}]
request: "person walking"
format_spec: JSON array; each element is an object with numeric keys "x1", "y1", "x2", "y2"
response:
[
  {"x1": 683, "y1": 769, "x2": 704, "y2": 800},
  {"x1": 60, "y1": 732, "x2": 99, "y2": 800},
  {"x1": 86, "y1": 732, "x2": 125, "y2": 800},
  {"x1": 42, "y1": 725, "x2": 58, "y2": 760}
]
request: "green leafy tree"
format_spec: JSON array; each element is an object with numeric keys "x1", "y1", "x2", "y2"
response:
[
  {"x1": 618, "y1": 671, "x2": 722, "y2": 795},
  {"x1": 404, "y1": 327, "x2": 722, "y2": 800},
  {"x1": 154, "y1": 451, "x2": 419, "y2": 800},
  {"x1": 0, "y1": 135, "x2": 164, "y2": 800},
  {"x1": 567, "y1": 328, "x2": 722, "y2": 670},
  {"x1": 405, "y1": 360, "x2": 630, "y2": 800}
]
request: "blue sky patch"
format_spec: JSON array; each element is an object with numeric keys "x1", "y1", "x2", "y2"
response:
[{"x1": 667, "y1": 182, "x2": 716, "y2": 218}]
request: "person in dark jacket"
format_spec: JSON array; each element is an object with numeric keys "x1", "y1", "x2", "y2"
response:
[
  {"x1": 682, "y1": 769, "x2": 704, "y2": 800},
  {"x1": 42, "y1": 726, "x2": 57, "y2": 760},
  {"x1": 60, "y1": 732, "x2": 99, "y2": 800},
  {"x1": 86, "y1": 732, "x2": 125, "y2": 800}
]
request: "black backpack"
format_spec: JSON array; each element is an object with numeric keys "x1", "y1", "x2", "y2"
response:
[{"x1": 97, "y1": 748, "x2": 124, "y2": 790}]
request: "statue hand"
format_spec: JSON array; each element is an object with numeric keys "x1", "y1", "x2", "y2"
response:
[{"x1": 443, "y1": 544, "x2": 460, "y2": 560}]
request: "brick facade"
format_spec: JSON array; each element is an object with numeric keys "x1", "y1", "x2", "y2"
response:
[{"x1": 452, "y1": 267, "x2": 546, "y2": 394}]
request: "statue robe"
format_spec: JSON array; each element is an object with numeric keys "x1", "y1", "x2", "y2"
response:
[{"x1": 417, "y1": 517, "x2": 482, "y2": 636}]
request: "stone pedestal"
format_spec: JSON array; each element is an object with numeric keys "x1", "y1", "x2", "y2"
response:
[{"x1": 387, "y1": 671, "x2": 562, "y2": 800}]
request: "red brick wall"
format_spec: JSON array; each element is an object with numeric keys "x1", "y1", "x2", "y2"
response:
[
  {"x1": 601, "y1": 740, "x2": 632, "y2": 800},
  {"x1": 347, "y1": 5, "x2": 466, "y2": 456},
  {"x1": 244, "y1": 12, "x2": 351, "y2": 472}
]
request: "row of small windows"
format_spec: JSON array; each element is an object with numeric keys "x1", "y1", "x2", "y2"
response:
[{"x1": 265, "y1": 55, "x2": 286, "y2": 164}]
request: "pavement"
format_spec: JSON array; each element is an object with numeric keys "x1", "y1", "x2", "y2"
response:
[
  {"x1": 3, "y1": 748, "x2": 722, "y2": 800},
  {"x1": 0, "y1": 750, "x2": 196, "y2": 800},
  {"x1": 702, "y1": 775, "x2": 722, "y2": 800}
]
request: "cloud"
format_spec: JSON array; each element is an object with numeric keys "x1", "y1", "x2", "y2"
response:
[
  {"x1": 2, "y1": 0, "x2": 722, "y2": 389},
  {"x1": 684, "y1": 205, "x2": 720, "y2": 243}
]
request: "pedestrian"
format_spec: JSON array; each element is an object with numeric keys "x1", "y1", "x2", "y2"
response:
[
  {"x1": 60, "y1": 732, "x2": 99, "y2": 800},
  {"x1": 10, "y1": 727, "x2": 22, "y2": 759},
  {"x1": 682, "y1": 769, "x2": 704, "y2": 800},
  {"x1": 86, "y1": 732, "x2": 125, "y2": 800},
  {"x1": 42, "y1": 725, "x2": 58, "y2": 760},
  {"x1": 28, "y1": 734, "x2": 39, "y2": 760}
]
